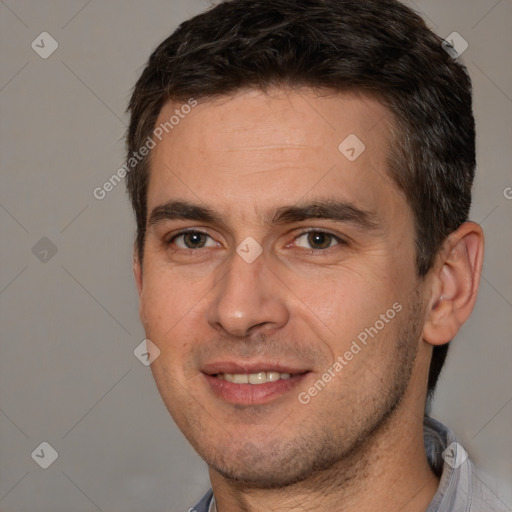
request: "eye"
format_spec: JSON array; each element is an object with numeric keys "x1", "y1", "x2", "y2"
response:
[
  {"x1": 169, "y1": 230, "x2": 218, "y2": 250},
  {"x1": 294, "y1": 231, "x2": 342, "y2": 250}
]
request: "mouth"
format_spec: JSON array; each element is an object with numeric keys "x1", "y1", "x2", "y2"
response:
[
  {"x1": 216, "y1": 371, "x2": 294, "y2": 384},
  {"x1": 202, "y1": 363, "x2": 311, "y2": 405}
]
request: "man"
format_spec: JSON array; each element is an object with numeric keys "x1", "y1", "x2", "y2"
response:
[{"x1": 125, "y1": 0, "x2": 505, "y2": 510}]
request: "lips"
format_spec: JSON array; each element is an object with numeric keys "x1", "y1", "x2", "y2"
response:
[{"x1": 202, "y1": 361, "x2": 311, "y2": 405}]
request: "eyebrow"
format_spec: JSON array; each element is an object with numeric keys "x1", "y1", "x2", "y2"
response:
[
  {"x1": 271, "y1": 200, "x2": 379, "y2": 230},
  {"x1": 147, "y1": 199, "x2": 380, "y2": 232}
]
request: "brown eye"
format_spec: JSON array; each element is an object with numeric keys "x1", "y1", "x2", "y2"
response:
[
  {"x1": 171, "y1": 231, "x2": 216, "y2": 249},
  {"x1": 308, "y1": 232, "x2": 332, "y2": 249},
  {"x1": 295, "y1": 231, "x2": 341, "y2": 250}
]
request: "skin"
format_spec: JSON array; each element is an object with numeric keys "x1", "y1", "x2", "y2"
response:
[{"x1": 133, "y1": 88, "x2": 484, "y2": 511}]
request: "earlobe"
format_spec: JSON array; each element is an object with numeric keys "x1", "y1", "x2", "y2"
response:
[{"x1": 422, "y1": 222, "x2": 484, "y2": 346}]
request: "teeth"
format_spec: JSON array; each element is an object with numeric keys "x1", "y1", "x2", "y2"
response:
[
  {"x1": 219, "y1": 372, "x2": 294, "y2": 384},
  {"x1": 267, "y1": 371, "x2": 280, "y2": 382},
  {"x1": 248, "y1": 372, "x2": 266, "y2": 384}
]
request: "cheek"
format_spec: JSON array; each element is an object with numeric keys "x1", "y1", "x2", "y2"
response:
[
  {"x1": 140, "y1": 271, "x2": 197, "y2": 344},
  {"x1": 286, "y1": 263, "x2": 397, "y2": 348},
  {"x1": 139, "y1": 265, "x2": 220, "y2": 372}
]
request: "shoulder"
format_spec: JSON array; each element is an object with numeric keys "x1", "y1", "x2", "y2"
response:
[
  {"x1": 469, "y1": 468, "x2": 510, "y2": 512},
  {"x1": 424, "y1": 417, "x2": 509, "y2": 512}
]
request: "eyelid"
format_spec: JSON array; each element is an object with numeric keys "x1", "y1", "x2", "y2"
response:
[{"x1": 167, "y1": 227, "x2": 210, "y2": 238}]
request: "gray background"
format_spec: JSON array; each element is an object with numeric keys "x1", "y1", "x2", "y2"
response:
[{"x1": 0, "y1": 0, "x2": 511, "y2": 511}]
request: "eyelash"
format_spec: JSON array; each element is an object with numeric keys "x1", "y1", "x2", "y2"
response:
[{"x1": 166, "y1": 229, "x2": 346, "y2": 254}]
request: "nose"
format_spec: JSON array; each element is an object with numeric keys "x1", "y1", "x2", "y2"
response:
[{"x1": 206, "y1": 249, "x2": 289, "y2": 338}]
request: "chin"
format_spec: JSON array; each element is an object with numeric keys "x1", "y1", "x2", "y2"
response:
[
  {"x1": 203, "y1": 436, "x2": 343, "y2": 490},
  {"x1": 212, "y1": 461, "x2": 312, "y2": 489}
]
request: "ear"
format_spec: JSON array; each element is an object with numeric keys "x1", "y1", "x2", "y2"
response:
[
  {"x1": 133, "y1": 242, "x2": 143, "y2": 297},
  {"x1": 422, "y1": 222, "x2": 484, "y2": 346}
]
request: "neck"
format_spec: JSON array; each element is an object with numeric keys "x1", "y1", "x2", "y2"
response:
[{"x1": 209, "y1": 394, "x2": 439, "y2": 512}]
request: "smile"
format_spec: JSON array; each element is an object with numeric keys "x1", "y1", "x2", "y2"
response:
[
  {"x1": 204, "y1": 370, "x2": 310, "y2": 405},
  {"x1": 216, "y1": 371, "x2": 292, "y2": 384}
]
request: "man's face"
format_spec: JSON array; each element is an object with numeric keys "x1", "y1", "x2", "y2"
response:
[{"x1": 136, "y1": 89, "x2": 428, "y2": 487}]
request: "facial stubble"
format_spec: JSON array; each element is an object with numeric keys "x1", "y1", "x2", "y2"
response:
[{"x1": 193, "y1": 290, "x2": 426, "y2": 490}]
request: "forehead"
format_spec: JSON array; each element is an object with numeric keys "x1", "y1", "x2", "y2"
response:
[
  {"x1": 148, "y1": 88, "x2": 405, "y2": 222},
  {"x1": 154, "y1": 88, "x2": 391, "y2": 156}
]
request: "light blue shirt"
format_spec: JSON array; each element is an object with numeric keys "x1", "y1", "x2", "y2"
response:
[{"x1": 189, "y1": 417, "x2": 508, "y2": 511}]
